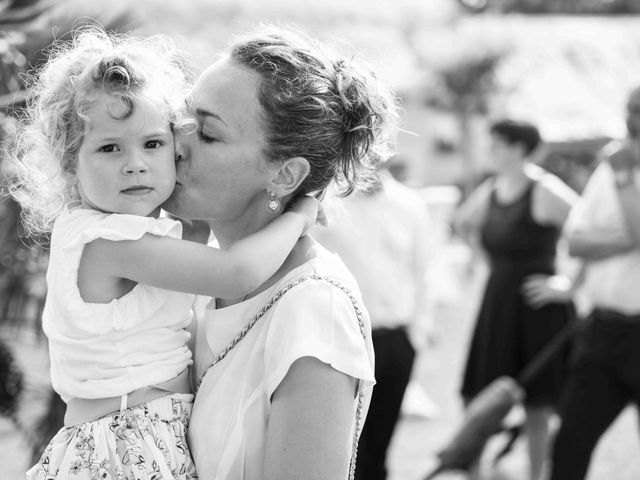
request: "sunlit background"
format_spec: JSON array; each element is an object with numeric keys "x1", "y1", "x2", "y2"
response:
[{"x1": 2, "y1": 1, "x2": 640, "y2": 478}]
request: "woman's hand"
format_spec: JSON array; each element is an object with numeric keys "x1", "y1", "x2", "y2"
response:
[
  {"x1": 286, "y1": 195, "x2": 325, "y2": 234},
  {"x1": 521, "y1": 274, "x2": 573, "y2": 309}
]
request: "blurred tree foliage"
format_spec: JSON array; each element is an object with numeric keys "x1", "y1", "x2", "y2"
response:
[
  {"x1": 458, "y1": 0, "x2": 640, "y2": 14},
  {"x1": 400, "y1": 17, "x2": 507, "y2": 196},
  {"x1": 429, "y1": 51, "x2": 506, "y2": 197},
  {"x1": 1, "y1": 0, "x2": 137, "y2": 324}
]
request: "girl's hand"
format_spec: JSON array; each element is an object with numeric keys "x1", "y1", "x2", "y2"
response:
[
  {"x1": 521, "y1": 274, "x2": 572, "y2": 309},
  {"x1": 286, "y1": 195, "x2": 321, "y2": 234}
]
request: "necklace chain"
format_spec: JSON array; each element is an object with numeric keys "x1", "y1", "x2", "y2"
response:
[
  {"x1": 214, "y1": 292, "x2": 250, "y2": 309},
  {"x1": 195, "y1": 274, "x2": 368, "y2": 480}
]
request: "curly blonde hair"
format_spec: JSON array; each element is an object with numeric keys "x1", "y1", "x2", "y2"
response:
[{"x1": 5, "y1": 27, "x2": 194, "y2": 236}]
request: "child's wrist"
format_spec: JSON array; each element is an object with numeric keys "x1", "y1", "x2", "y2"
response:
[{"x1": 281, "y1": 210, "x2": 306, "y2": 229}]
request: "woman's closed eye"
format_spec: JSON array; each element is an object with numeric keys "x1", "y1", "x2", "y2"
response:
[{"x1": 198, "y1": 128, "x2": 217, "y2": 144}]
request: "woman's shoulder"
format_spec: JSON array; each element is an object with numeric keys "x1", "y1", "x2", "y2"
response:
[
  {"x1": 268, "y1": 245, "x2": 367, "y2": 342},
  {"x1": 526, "y1": 165, "x2": 579, "y2": 226},
  {"x1": 527, "y1": 165, "x2": 578, "y2": 205},
  {"x1": 275, "y1": 239, "x2": 360, "y2": 294},
  {"x1": 263, "y1": 241, "x2": 374, "y2": 397}
]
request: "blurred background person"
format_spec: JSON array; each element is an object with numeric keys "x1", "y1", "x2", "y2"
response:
[
  {"x1": 453, "y1": 119, "x2": 579, "y2": 480},
  {"x1": 313, "y1": 158, "x2": 438, "y2": 480},
  {"x1": 549, "y1": 86, "x2": 640, "y2": 480}
]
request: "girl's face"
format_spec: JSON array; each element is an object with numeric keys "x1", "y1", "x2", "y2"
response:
[
  {"x1": 76, "y1": 93, "x2": 176, "y2": 217},
  {"x1": 163, "y1": 58, "x2": 270, "y2": 223}
]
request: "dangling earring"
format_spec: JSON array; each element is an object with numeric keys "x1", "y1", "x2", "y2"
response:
[
  {"x1": 266, "y1": 190, "x2": 281, "y2": 214},
  {"x1": 68, "y1": 177, "x2": 81, "y2": 206}
]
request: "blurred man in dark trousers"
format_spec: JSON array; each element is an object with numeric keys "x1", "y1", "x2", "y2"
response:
[
  {"x1": 314, "y1": 161, "x2": 437, "y2": 480},
  {"x1": 550, "y1": 86, "x2": 640, "y2": 480}
]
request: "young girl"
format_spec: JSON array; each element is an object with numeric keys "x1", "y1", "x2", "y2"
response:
[{"x1": 6, "y1": 29, "x2": 318, "y2": 479}]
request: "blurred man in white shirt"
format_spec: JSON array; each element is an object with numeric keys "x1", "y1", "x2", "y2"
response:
[
  {"x1": 550, "y1": 86, "x2": 640, "y2": 480},
  {"x1": 314, "y1": 163, "x2": 437, "y2": 480}
]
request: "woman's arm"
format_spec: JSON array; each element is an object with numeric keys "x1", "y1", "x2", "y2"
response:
[
  {"x1": 521, "y1": 262, "x2": 586, "y2": 309},
  {"x1": 451, "y1": 178, "x2": 493, "y2": 245},
  {"x1": 264, "y1": 357, "x2": 357, "y2": 480},
  {"x1": 82, "y1": 197, "x2": 318, "y2": 298},
  {"x1": 531, "y1": 173, "x2": 579, "y2": 228}
]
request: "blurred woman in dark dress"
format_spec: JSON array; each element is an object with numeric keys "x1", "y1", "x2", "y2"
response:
[{"x1": 454, "y1": 120, "x2": 579, "y2": 480}]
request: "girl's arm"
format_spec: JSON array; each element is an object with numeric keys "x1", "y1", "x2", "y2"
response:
[
  {"x1": 264, "y1": 357, "x2": 357, "y2": 480},
  {"x1": 82, "y1": 197, "x2": 318, "y2": 299}
]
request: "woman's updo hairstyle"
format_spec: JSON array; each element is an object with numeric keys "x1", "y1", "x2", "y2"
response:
[
  {"x1": 490, "y1": 119, "x2": 542, "y2": 156},
  {"x1": 229, "y1": 26, "x2": 399, "y2": 196}
]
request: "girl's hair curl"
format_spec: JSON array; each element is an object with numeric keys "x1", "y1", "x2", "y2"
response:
[{"x1": 4, "y1": 27, "x2": 193, "y2": 236}]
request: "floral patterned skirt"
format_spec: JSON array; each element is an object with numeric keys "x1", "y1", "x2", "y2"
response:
[{"x1": 27, "y1": 394, "x2": 198, "y2": 479}]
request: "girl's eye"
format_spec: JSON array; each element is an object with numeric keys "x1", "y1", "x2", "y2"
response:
[
  {"x1": 145, "y1": 140, "x2": 164, "y2": 149},
  {"x1": 198, "y1": 128, "x2": 216, "y2": 144},
  {"x1": 99, "y1": 144, "x2": 119, "y2": 153}
]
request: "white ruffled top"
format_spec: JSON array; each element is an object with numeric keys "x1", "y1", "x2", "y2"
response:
[{"x1": 43, "y1": 208, "x2": 194, "y2": 402}]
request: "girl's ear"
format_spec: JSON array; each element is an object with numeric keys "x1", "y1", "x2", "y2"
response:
[{"x1": 268, "y1": 156, "x2": 310, "y2": 196}]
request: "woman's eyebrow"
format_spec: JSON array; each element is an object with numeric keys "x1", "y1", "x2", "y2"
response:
[{"x1": 196, "y1": 108, "x2": 227, "y2": 127}]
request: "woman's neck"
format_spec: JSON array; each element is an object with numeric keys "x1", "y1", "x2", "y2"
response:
[
  {"x1": 209, "y1": 208, "x2": 272, "y2": 249},
  {"x1": 494, "y1": 161, "x2": 531, "y2": 203},
  {"x1": 212, "y1": 218, "x2": 318, "y2": 306},
  {"x1": 497, "y1": 159, "x2": 527, "y2": 183}
]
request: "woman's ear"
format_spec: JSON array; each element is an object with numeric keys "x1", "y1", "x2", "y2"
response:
[{"x1": 268, "y1": 156, "x2": 310, "y2": 196}]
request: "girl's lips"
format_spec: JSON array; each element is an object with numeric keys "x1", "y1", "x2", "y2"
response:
[{"x1": 121, "y1": 186, "x2": 153, "y2": 195}]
